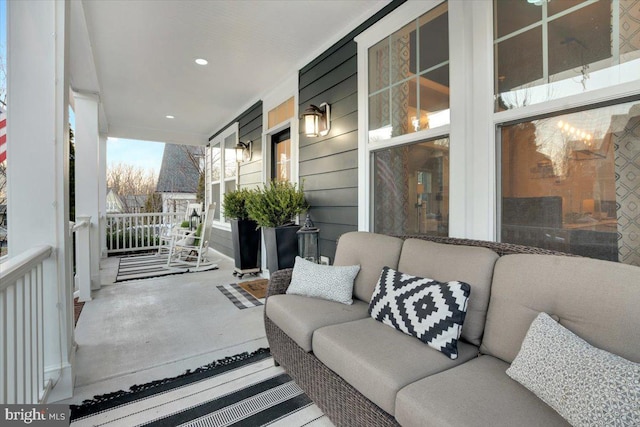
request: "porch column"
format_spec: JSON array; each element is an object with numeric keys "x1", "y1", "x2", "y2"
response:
[
  {"x1": 6, "y1": 0, "x2": 74, "y2": 401},
  {"x1": 74, "y1": 91, "x2": 101, "y2": 290},
  {"x1": 99, "y1": 134, "x2": 107, "y2": 258}
]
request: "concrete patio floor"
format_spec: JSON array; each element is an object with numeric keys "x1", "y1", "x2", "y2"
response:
[{"x1": 62, "y1": 250, "x2": 268, "y2": 405}]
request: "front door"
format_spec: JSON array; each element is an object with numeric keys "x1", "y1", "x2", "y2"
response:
[{"x1": 271, "y1": 128, "x2": 291, "y2": 182}]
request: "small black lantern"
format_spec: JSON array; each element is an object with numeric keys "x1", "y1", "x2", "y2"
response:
[
  {"x1": 297, "y1": 214, "x2": 320, "y2": 263},
  {"x1": 190, "y1": 208, "x2": 201, "y2": 230}
]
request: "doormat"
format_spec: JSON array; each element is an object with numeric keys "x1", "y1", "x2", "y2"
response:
[
  {"x1": 217, "y1": 282, "x2": 264, "y2": 309},
  {"x1": 239, "y1": 278, "x2": 269, "y2": 299},
  {"x1": 115, "y1": 253, "x2": 218, "y2": 282},
  {"x1": 70, "y1": 348, "x2": 331, "y2": 427}
]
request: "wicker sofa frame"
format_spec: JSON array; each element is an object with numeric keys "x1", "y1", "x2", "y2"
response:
[{"x1": 264, "y1": 235, "x2": 575, "y2": 427}]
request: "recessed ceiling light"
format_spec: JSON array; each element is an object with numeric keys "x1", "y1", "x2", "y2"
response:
[
  {"x1": 195, "y1": 58, "x2": 208, "y2": 65},
  {"x1": 166, "y1": 115, "x2": 175, "y2": 119}
]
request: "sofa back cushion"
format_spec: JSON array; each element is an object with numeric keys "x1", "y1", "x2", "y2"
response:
[
  {"x1": 481, "y1": 254, "x2": 640, "y2": 364},
  {"x1": 397, "y1": 239, "x2": 499, "y2": 346},
  {"x1": 334, "y1": 232, "x2": 404, "y2": 302}
]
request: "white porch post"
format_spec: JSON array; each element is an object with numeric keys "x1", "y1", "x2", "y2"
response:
[
  {"x1": 73, "y1": 92, "x2": 101, "y2": 290},
  {"x1": 99, "y1": 134, "x2": 107, "y2": 258},
  {"x1": 6, "y1": 0, "x2": 74, "y2": 402}
]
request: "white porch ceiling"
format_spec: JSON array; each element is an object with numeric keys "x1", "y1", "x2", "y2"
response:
[{"x1": 70, "y1": 0, "x2": 390, "y2": 146}]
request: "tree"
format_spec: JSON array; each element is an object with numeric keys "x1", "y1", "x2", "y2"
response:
[{"x1": 107, "y1": 163, "x2": 158, "y2": 213}]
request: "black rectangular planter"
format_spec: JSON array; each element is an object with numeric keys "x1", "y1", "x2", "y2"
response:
[
  {"x1": 230, "y1": 219, "x2": 261, "y2": 271},
  {"x1": 263, "y1": 224, "x2": 301, "y2": 273}
]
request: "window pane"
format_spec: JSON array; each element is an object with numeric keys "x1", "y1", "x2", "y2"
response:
[
  {"x1": 211, "y1": 183, "x2": 220, "y2": 220},
  {"x1": 373, "y1": 137, "x2": 449, "y2": 236},
  {"x1": 418, "y1": 4, "x2": 448, "y2": 72},
  {"x1": 224, "y1": 133, "x2": 237, "y2": 178},
  {"x1": 548, "y1": 1, "x2": 611, "y2": 76},
  {"x1": 210, "y1": 144, "x2": 221, "y2": 182},
  {"x1": 495, "y1": 26, "x2": 543, "y2": 95},
  {"x1": 391, "y1": 80, "x2": 414, "y2": 137},
  {"x1": 275, "y1": 138, "x2": 291, "y2": 182},
  {"x1": 495, "y1": 0, "x2": 640, "y2": 111},
  {"x1": 390, "y1": 21, "x2": 415, "y2": 85},
  {"x1": 369, "y1": 90, "x2": 391, "y2": 142},
  {"x1": 369, "y1": 39, "x2": 389, "y2": 93},
  {"x1": 224, "y1": 180, "x2": 236, "y2": 221},
  {"x1": 419, "y1": 65, "x2": 450, "y2": 129},
  {"x1": 494, "y1": 0, "x2": 541, "y2": 39},
  {"x1": 619, "y1": 0, "x2": 640, "y2": 64},
  {"x1": 368, "y1": 3, "x2": 449, "y2": 142},
  {"x1": 500, "y1": 100, "x2": 640, "y2": 266}
]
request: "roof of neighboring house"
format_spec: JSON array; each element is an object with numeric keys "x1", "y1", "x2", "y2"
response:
[
  {"x1": 156, "y1": 144, "x2": 201, "y2": 193},
  {"x1": 121, "y1": 194, "x2": 147, "y2": 209}
]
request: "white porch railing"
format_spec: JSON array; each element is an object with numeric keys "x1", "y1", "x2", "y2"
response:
[
  {"x1": 106, "y1": 212, "x2": 185, "y2": 254},
  {"x1": 0, "y1": 245, "x2": 53, "y2": 403}
]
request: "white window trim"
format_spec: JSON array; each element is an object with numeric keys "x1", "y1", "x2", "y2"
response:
[{"x1": 208, "y1": 122, "x2": 239, "y2": 231}]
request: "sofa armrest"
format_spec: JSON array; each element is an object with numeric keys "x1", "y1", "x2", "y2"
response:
[{"x1": 266, "y1": 268, "x2": 293, "y2": 299}]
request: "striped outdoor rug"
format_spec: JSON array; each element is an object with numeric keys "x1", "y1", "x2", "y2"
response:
[
  {"x1": 217, "y1": 282, "x2": 265, "y2": 309},
  {"x1": 70, "y1": 348, "x2": 333, "y2": 427},
  {"x1": 116, "y1": 253, "x2": 217, "y2": 282}
]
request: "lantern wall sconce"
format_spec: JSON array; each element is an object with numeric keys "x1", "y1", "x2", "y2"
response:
[
  {"x1": 235, "y1": 140, "x2": 253, "y2": 163},
  {"x1": 301, "y1": 102, "x2": 331, "y2": 137}
]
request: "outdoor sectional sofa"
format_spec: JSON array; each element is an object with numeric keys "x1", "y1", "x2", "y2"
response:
[{"x1": 264, "y1": 232, "x2": 640, "y2": 426}]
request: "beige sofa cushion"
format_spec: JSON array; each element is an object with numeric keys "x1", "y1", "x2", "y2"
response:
[
  {"x1": 312, "y1": 318, "x2": 478, "y2": 415},
  {"x1": 334, "y1": 232, "x2": 404, "y2": 302},
  {"x1": 265, "y1": 294, "x2": 369, "y2": 352},
  {"x1": 397, "y1": 239, "x2": 499, "y2": 346},
  {"x1": 481, "y1": 254, "x2": 640, "y2": 364},
  {"x1": 395, "y1": 355, "x2": 569, "y2": 427}
]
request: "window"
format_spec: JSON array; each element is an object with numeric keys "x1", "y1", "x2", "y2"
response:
[
  {"x1": 373, "y1": 137, "x2": 449, "y2": 236},
  {"x1": 494, "y1": 0, "x2": 640, "y2": 111},
  {"x1": 368, "y1": 2, "x2": 449, "y2": 142},
  {"x1": 206, "y1": 123, "x2": 238, "y2": 224},
  {"x1": 361, "y1": 1, "x2": 451, "y2": 236},
  {"x1": 500, "y1": 100, "x2": 640, "y2": 266}
]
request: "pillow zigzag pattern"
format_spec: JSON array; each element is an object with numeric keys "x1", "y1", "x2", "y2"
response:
[{"x1": 369, "y1": 267, "x2": 471, "y2": 359}]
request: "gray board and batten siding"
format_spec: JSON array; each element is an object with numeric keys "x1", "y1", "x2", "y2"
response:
[
  {"x1": 205, "y1": 0, "x2": 405, "y2": 261},
  {"x1": 299, "y1": 0, "x2": 406, "y2": 261},
  {"x1": 207, "y1": 101, "x2": 263, "y2": 258}
]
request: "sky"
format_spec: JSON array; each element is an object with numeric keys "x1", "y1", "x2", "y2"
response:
[{"x1": 106, "y1": 138, "x2": 165, "y2": 174}]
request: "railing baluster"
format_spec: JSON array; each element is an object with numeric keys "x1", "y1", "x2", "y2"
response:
[
  {"x1": 25, "y1": 270, "x2": 32, "y2": 404},
  {"x1": 7, "y1": 282, "x2": 16, "y2": 403},
  {"x1": 30, "y1": 269, "x2": 37, "y2": 403},
  {"x1": 37, "y1": 263, "x2": 44, "y2": 401}
]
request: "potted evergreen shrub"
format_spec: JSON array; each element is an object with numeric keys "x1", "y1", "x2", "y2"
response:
[
  {"x1": 222, "y1": 188, "x2": 261, "y2": 277},
  {"x1": 246, "y1": 181, "x2": 309, "y2": 273}
]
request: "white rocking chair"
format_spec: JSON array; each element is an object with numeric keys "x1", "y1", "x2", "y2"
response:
[{"x1": 166, "y1": 203, "x2": 217, "y2": 270}]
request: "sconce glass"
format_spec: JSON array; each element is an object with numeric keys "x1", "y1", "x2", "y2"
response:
[
  {"x1": 302, "y1": 102, "x2": 330, "y2": 137},
  {"x1": 235, "y1": 141, "x2": 252, "y2": 163}
]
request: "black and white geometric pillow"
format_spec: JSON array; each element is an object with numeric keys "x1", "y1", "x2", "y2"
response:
[{"x1": 368, "y1": 267, "x2": 471, "y2": 360}]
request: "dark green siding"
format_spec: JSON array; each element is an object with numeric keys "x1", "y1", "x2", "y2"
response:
[{"x1": 298, "y1": 0, "x2": 405, "y2": 260}]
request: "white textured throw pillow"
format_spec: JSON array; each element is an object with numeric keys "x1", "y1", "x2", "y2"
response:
[
  {"x1": 286, "y1": 256, "x2": 360, "y2": 305},
  {"x1": 507, "y1": 312, "x2": 640, "y2": 427}
]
